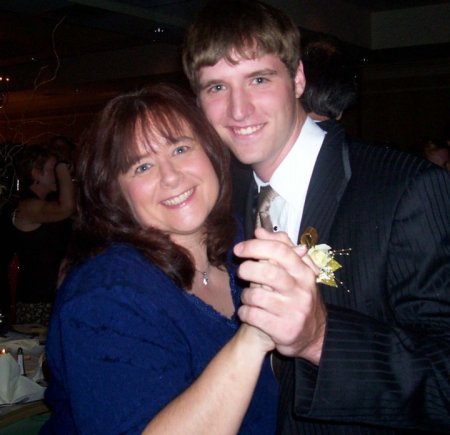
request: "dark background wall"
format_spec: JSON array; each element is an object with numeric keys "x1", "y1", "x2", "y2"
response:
[{"x1": 0, "y1": 0, "x2": 449, "y2": 152}]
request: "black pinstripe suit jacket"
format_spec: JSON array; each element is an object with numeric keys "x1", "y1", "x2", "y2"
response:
[{"x1": 238, "y1": 123, "x2": 450, "y2": 434}]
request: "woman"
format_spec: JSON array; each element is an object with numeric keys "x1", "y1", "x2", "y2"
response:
[
  {"x1": 41, "y1": 84, "x2": 278, "y2": 434},
  {"x1": 10, "y1": 145, "x2": 75, "y2": 324}
]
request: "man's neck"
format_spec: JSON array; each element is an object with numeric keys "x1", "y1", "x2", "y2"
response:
[{"x1": 253, "y1": 109, "x2": 307, "y2": 182}]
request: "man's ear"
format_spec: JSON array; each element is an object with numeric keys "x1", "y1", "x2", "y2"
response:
[{"x1": 294, "y1": 61, "x2": 306, "y2": 99}]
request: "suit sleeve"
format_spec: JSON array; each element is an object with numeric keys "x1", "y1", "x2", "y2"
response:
[{"x1": 292, "y1": 167, "x2": 450, "y2": 432}]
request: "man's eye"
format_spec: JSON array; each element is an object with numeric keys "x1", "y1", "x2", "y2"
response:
[
  {"x1": 135, "y1": 163, "x2": 152, "y2": 174},
  {"x1": 253, "y1": 76, "x2": 268, "y2": 84}
]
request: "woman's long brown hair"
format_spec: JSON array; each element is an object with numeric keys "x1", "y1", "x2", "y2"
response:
[{"x1": 68, "y1": 84, "x2": 235, "y2": 290}]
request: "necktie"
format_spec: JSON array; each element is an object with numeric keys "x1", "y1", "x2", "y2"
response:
[
  {"x1": 255, "y1": 185, "x2": 278, "y2": 231},
  {"x1": 254, "y1": 185, "x2": 282, "y2": 381}
]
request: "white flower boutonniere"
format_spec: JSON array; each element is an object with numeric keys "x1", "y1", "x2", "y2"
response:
[
  {"x1": 300, "y1": 227, "x2": 351, "y2": 290},
  {"x1": 308, "y1": 244, "x2": 343, "y2": 287}
]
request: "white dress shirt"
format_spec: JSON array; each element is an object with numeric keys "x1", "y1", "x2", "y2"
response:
[{"x1": 254, "y1": 117, "x2": 326, "y2": 244}]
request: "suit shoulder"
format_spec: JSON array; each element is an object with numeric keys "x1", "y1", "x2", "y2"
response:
[{"x1": 347, "y1": 139, "x2": 433, "y2": 180}]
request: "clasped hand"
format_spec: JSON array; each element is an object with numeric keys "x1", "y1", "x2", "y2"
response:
[{"x1": 234, "y1": 228, "x2": 327, "y2": 365}]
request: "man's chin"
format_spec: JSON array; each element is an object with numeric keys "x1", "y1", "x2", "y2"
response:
[
  {"x1": 227, "y1": 147, "x2": 260, "y2": 166},
  {"x1": 233, "y1": 155, "x2": 257, "y2": 166}
]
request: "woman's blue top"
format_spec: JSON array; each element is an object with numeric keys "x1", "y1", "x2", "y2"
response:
[{"x1": 41, "y1": 243, "x2": 278, "y2": 434}]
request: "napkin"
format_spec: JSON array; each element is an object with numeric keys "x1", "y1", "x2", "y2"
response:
[
  {"x1": 0, "y1": 353, "x2": 45, "y2": 405},
  {"x1": 0, "y1": 337, "x2": 45, "y2": 381},
  {"x1": 0, "y1": 338, "x2": 44, "y2": 357}
]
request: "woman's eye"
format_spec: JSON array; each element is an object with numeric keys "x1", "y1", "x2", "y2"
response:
[
  {"x1": 174, "y1": 145, "x2": 188, "y2": 155},
  {"x1": 208, "y1": 84, "x2": 224, "y2": 93},
  {"x1": 135, "y1": 162, "x2": 152, "y2": 174}
]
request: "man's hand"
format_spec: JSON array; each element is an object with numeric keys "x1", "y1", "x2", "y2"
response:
[{"x1": 234, "y1": 228, "x2": 327, "y2": 365}]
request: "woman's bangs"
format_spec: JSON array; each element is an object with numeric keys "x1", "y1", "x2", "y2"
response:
[
  {"x1": 114, "y1": 100, "x2": 192, "y2": 174},
  {"x1": 139, "y1": 108, "x2": 190, "y2": 148}
]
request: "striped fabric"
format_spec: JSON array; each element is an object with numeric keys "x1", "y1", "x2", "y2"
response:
[{"x1": 241, "y1": 124, "x2": 450, "y2": 434}]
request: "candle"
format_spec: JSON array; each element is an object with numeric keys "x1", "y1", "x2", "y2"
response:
[
  {"x1": 17, "y1": 347, "x2": 25, "y2": 375},
  {"x1": 1, "y1": 348, "x2": 6, "y2": 356}
]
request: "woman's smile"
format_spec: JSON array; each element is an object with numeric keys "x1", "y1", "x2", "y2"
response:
[{"x1": 162, "y1": 187, "x2": 195, "y2": 207}]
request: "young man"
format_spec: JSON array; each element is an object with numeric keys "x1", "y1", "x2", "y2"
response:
[{"x1": 183, "y1": 1, "x2": 450, "y2": 433}]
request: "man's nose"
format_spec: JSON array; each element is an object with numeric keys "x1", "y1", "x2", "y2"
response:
[{"x1": 229, "y1": 88, "x2": 254, "y2": 121}]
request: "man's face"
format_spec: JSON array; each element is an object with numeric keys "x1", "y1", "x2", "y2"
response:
[
  {"x1": 428, "y1": 148, "x2": 450, "y2": 170},
  {"x1": 198, "y1": 54, "x2": 306, "y2": 181}
]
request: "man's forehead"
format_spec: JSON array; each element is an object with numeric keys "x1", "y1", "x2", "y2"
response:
[
  {"x1": 197, "y1": 42, "x2": 267, "y2": 70},
  {"x1": 198, "y1": 53, "x2": 284, "y2": 81},
  {"x1": 227, "y1": 45, "x2": 262, "y2": 63}
]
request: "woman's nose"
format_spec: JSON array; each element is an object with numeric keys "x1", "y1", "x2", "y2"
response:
[{"x1": 159, "y1": 159, "x2": 181, "y2": 187}]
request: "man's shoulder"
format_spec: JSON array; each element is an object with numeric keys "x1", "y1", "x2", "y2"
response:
[
  {"x1": 343, "y1": 135, "x2": 432, "y2": 177},
  {"x1": 321, "y1": 128, "x2": 440, "y2": 193}
]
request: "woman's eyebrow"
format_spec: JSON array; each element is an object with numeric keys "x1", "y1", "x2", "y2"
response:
[{"x1": 169, "y1": 135, "x2": 195, "y2": 144}]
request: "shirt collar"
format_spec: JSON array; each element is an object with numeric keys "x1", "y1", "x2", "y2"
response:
[{"x1": 254, "y1": 117, "x2": 325, "y2": 208}]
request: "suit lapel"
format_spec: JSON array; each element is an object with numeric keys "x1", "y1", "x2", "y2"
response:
[
  {"x1": 300, "y1": 126, "x2": 351, "y2": 244},
  {"x1": 243, "y1": 124, "x2": 351, "y2": 244}
]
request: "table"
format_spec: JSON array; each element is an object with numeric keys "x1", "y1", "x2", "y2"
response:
[
  {"x1": 0, "y1": 325, "x2": 49, "y2": 432},
  {"x1": 0, "y1": 401, "x2": 50, "y2": 429}
]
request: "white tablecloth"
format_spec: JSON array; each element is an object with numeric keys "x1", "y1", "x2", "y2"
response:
[{"x1": 0, "y1": 329, "x2": 46, "y2": 406}]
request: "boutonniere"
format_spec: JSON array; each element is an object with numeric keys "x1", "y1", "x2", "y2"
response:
[{"x1": 300, "y1": 227, "x2": 351, "y2": 290}]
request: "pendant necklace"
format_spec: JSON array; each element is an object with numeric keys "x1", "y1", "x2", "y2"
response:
[{"x1": 195, "y1": 264, "x2": 210, "y2": 286}]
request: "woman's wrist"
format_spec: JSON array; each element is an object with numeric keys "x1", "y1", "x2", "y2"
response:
[
  {"x1": 236, "y1": 324, "x2": 275, "y2": 356},
  {"x1": 55, "y1": 161, "x2": 73, "y2": 178},
  {"x1": 55, "y1": 160, "x2": 70, "y2": 169}
]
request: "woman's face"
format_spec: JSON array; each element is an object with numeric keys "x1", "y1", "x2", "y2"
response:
[
  {"x1": 118, "y1": 124, "x2": 220, "y2": 243},
  {"x1": 33, "y1": 156, "x2": 58, "y2": 193}
]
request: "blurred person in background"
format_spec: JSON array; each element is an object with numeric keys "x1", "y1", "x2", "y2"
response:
[
  {"x1": 47, "y1": 135, "x2": 76, "y2": 166},
  {"x1": 8, "y1": 145, "x2": 75, "y2": 324},
  {"x1": 301, "y1": 34, "x2": 358, "y2": 133},
  {"x1": 422, "y1": 138, "x2": 450, "y2": 170}
]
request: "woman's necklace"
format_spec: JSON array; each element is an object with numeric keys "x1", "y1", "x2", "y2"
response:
[{"x1": 195, "y1": 264, "x2": 210, "y2": 286}]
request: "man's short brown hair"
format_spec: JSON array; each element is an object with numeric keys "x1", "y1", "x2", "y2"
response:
[{"x1": 182, "y1": 0, "x2": 301, "y2": 93}]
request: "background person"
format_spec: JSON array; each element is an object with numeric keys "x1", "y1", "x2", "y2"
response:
[
  {"x1": 47, "y1": 135, "x2": 76, "y2": 167},
  {"x1": 7, "y1": 145, "x2": 75, "y2": 324},
  {"x1": 183, "y1": 1, "x2": 450, "y2": 433},
  {"x1": 422, "y1": 138, "x2": 450, "y2": 170},
  {"x1": 300, "y1": 34, "x2": 358, "y2": 133},
  {"x1": 41, "y1": 84, "x2": 278, "y2": 435}
]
